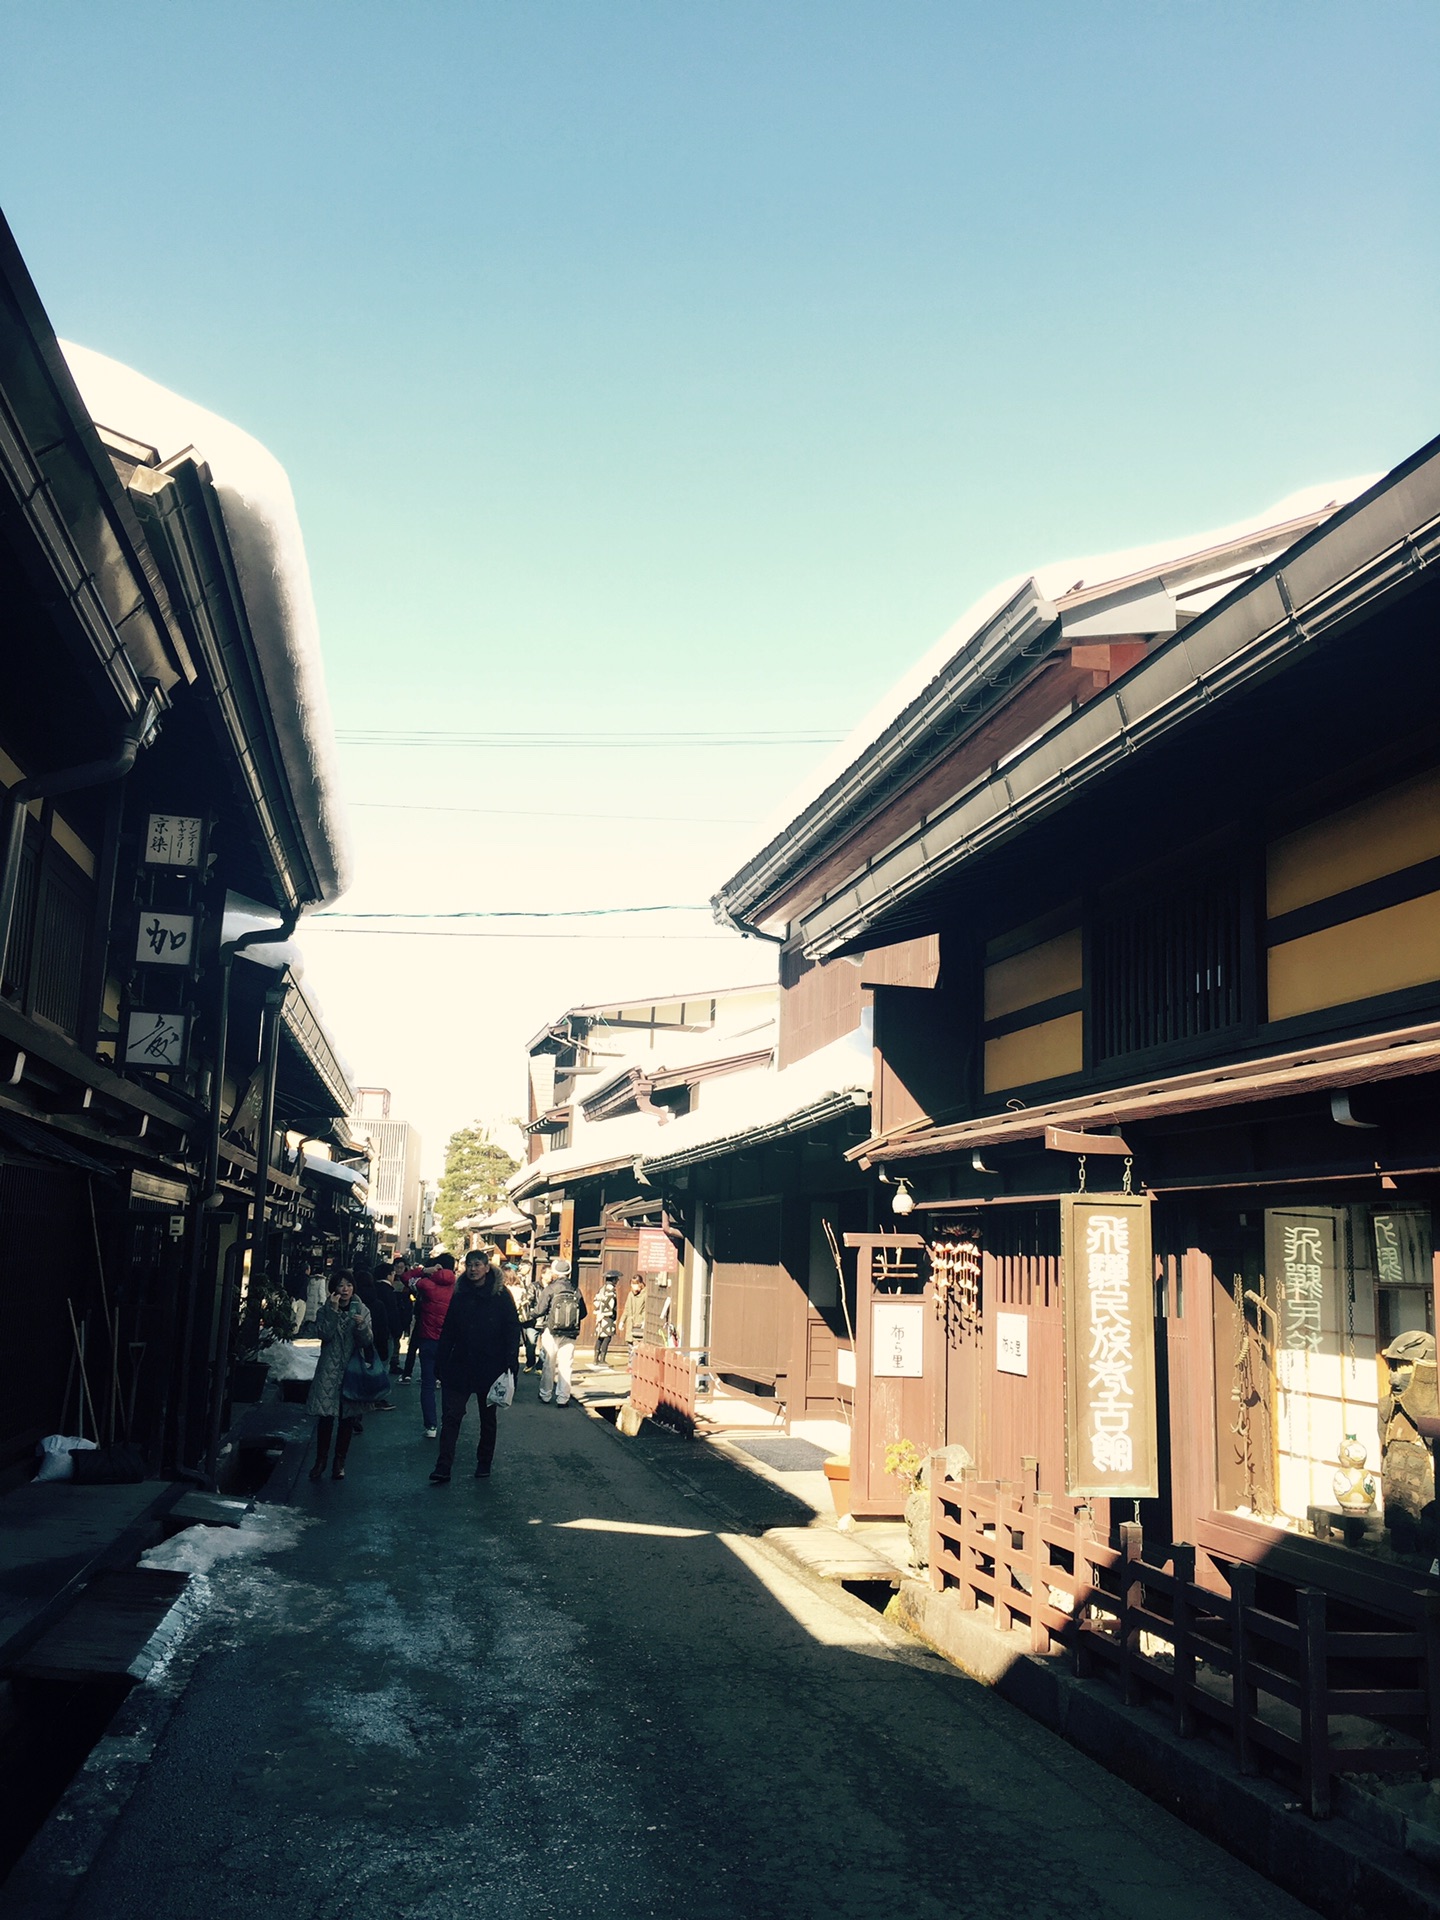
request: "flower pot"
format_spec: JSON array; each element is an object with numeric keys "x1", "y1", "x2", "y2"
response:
[{"x1": 823, "y1": 1455, "x2": 851, "y2": 1520}]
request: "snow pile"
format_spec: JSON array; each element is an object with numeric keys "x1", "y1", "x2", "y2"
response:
[
  {"x1": 141, "y1": 1504, "x2": 313, "y2": 1575},
  {"x1": 60, "y1": 342, "x2": 351, "y2": 904},
  {"x1": 263, "y1": 1341, "x2": 317, "y2": 1381}
]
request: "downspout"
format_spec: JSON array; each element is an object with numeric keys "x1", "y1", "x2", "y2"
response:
[
  {"x1": 175, "y1": 901, "x2": 299, "y2": 1475},
  {"x1": 0, "y1": 683, "x2": 166, "y2": 991},
  {"x1": 711, "y1": 896, "x2": 786, "y2": 945},
  {"x1": 203, "y1": 969, "x2": 287, "y2": 1484}
]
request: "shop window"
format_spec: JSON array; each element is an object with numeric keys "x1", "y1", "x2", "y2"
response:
[{"x1": 1093, "y1": 871, "x2": 1246, "y2": 1063}]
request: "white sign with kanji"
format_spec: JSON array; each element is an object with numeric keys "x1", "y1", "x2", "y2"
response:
[
  {"x1": 125, "y1": 1011, "x2": 187, "y2": 1069},
  {"x1": 144, "y1": 814, "x2": 203, "y2": 867},
  {"x1": 871, "y1": 1300, "x2": 924, "y2": 1378},
  {"x1": 995, "y1": 1311, "x2": 1029, "y2": 1376},
  {"x1": 135, "y1": 912, "x2": 196, "y2": 966}
]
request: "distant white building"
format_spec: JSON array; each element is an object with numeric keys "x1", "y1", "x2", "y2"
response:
[{"x1": 351, "y1": 1087, "x2": 424, "y2": 1252}]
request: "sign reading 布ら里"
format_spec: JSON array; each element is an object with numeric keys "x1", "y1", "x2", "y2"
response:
[{"x1": 1061, "y1": 1193, "x2": 1158, "y2": 1499}]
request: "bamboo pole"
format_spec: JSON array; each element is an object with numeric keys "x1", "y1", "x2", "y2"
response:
[{"x1": 66, "y1": 1300, "x2": 99, "y2": 1443}]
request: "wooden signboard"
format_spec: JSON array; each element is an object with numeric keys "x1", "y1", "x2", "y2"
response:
[{"x1": 1060, "y1": 1193, "x2": 1158, "y2": 1499}]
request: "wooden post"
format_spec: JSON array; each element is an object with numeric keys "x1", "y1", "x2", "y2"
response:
[
  {"x1": 1031, "y1": 1493, "x2": 1054, "y2": 1655},
  {"x1": 995, "y1": 1481, "x2": 1015, "y2": 1633},
  {"x1": 1171, "y1": 1543, "x2": 1196, "y2": 1737},
  {"x1": 1071, "y1": 1508, "x2": 1094, "y2": 1678},
  {"x1": 956, "y1": 1487, "x2": 978, "y2": 1610},
  {"x1": 1230, "y1": 1563, "x2": 1257, "y2": 1776},
  {"x1": 1297, "y1": 1587, "x2": 1330, "y2": 1819},
  {"x1": 1423, "y1": 1592, "x2": 1440, "y2": 1777},
  {"x1": 1119, "y1": 1521, "x2": 1144, "y2": 1706},
  {"x1": 929, "y1": 1480, "x2": 944, "y2": 1594}
]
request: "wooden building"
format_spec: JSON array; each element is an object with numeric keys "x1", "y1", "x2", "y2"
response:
[
  {"x1": 0, "y1": 210, "x2": 356, "y2": 1483},
  {"x1": 714, "y1": 451, "x2": 1440, "y2": 1564}
]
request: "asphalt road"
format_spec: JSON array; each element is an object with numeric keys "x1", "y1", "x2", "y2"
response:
[{"x1": 54, "y1": 1379, "x2": 1315, "y2": 1920}]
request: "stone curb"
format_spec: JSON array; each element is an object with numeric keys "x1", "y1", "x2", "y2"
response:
[{"x1": 892, "y1": 1579, "x2": 1440, "y2": 1920}]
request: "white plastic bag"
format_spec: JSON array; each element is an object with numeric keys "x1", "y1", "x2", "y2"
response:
[
  {"x1": 486, "y1": 1371, "x2": 515, "y2": 1410},
  {"x1": 34, "y1": 1434, "x2": 98, "y2": 1482}
]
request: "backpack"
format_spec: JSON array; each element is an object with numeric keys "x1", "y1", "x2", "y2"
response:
[{"x1": 549, "y1": 1287, "x2": 581, "y2": 1335}]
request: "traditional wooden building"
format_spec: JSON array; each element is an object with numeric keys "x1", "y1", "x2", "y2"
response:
[
  {"x1": 0, "y1": 210, "x2": 356, "y2": 1484},
  {"x1": 714, "y1": 456, "x2": 1440, "y2": 1565}
]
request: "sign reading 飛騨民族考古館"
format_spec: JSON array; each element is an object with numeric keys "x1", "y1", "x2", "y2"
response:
[{"x1": 1061, "y1": 1193, "x2": 1158, "y2": 1499}]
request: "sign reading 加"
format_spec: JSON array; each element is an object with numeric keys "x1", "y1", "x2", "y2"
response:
[{"x1": 1061, "y1": 1193, "x2": 1158, "y2": 1498}]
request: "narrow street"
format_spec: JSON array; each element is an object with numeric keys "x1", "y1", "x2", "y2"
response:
[{"x1": 49, "y1": 1392, "x2": 1313, "y2": 1920}]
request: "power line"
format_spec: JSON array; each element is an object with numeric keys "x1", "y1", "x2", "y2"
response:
[
  {"x1": 348, "y1": 800, "x2": 759, "y2": 826},
  {"x1": 303, "y1": 927, "x2": 738, "y2": 941},
  {"x1": 311, "y1": 904, "x2": 711, "y2": 920},
  {"x1": 336, "y1": 728, "x2": 844, "y2": 749}
]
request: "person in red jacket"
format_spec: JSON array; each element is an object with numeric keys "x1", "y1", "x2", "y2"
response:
[{"x1": 412, "y1": 1252, "x2": 457, "y2": 1438}]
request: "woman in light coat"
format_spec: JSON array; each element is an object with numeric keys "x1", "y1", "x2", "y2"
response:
[{"x1": 306, "y1": 1273, "x2": 374, "y2": 1481}]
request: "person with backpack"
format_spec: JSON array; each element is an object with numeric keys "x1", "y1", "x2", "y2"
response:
[{"x1": 532, "y1": 1257, "x2": 586, "y2": 1406}]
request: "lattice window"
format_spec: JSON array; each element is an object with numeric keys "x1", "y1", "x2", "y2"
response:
[{"x1": 1092, "y1": 872, "x2": 1246, "y2": 1063}]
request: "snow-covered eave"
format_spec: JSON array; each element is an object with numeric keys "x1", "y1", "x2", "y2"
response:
[
  {"x1": 714, "y1": 481, "x2": 1373, "y2": 931},
  {"x1": 60, "y1": 343, "x2": 351, "y2": 906}
]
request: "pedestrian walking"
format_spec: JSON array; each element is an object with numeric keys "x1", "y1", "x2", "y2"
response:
[
  {"x1": 592, "y1": 1270, "x2": 619, "y2": 1367},
  {"x1": 306, "y1": 1274, "x2": 375, "y2": 1481},
  {"x1": 413, "y1": 1252, "x2": 457, "y2": 1437},
  {"x1": 387, "y1": 1259, "x2": 415, "y2": 1366},
  {"x1": 429, "y1": 1249, "x2": 521, "y2": 1483},
  {"x1": 399, "y1": 1255, "x2": 427, "y2": 1380},
  {"x1": 512, "y1": 1259, "x2": 542, "y2": 1370},
  {"x1": 620, "y1": 1274, "x2": 648, "y2": 1367},
  {"x1": 533, "y1": 1256, "x2": 586, "y2": 1405}
]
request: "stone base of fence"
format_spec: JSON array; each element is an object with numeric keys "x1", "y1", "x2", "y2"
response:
[{"x1": 891, "y1": 1578, "x2": 1440, "y2": 1920}]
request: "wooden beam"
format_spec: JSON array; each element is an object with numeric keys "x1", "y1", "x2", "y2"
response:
[{"x1": 1045, "y1": 1125, "x2": 1132, "y2": 1156}]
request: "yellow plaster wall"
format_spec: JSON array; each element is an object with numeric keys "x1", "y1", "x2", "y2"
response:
[
  {"x1": 1267, "y1": 890, "x2": 1440, "y2": 1020},
  {"x1": 983, "y1": 928, "x2": 1082, "y2": 1020},
  {"x1": 983, "y1": 1011, "x2": 1084, "y2": 1092},
  {"x1": 1267, "y1": 768, "x2": 1440, "y2": 917}
]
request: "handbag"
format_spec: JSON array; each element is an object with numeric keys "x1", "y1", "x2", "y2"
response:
[
  {"x1": 342, "y1": 1344, "x2": 392, "y2": 1404},
  {"x1": 486, "y1": 1370, "x2": 515, "y2": 1410}
]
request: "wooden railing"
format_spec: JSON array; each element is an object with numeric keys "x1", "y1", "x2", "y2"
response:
[
  {"x1": 932, "y1": 1476, "x2": 1440, "y2": 1817},
  {"x1": 628, "y1": 1344, "x2": 697, "y2": 1431}
]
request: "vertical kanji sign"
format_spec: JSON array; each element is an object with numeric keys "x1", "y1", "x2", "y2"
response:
[{"x1": 1061, "y1": 1193, "x2": 1158, "y2": 1499}]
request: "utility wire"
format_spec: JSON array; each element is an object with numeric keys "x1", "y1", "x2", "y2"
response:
[
  {"x1": 337, "y1": 728, "x2": 844, "y2": 749},
  {"x1": 311, "y1": 904, "x2": 711, "y2": 920},
  {"x1": 301, "y1": 928, "x2": 737, "y2": 941},
  {"x1": 348, "y1": 800, "x2": 759, "y2": 826}
]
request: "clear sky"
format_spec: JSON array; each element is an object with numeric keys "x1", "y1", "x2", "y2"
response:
[{"x1": 3, "y1": 2, "x2": 1437, "y2": 1171}]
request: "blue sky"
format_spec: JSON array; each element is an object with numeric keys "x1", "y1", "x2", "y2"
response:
[{"x1": 3, "y1": 1, "x2": 1437, "y2": 1161}]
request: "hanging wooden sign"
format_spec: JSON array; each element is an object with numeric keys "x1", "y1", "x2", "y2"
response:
[{"x1": 1060, "y1": 1192, "x2": 1158, "y2": 1499}]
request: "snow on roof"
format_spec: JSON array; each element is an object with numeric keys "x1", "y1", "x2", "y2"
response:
[
  {"x1": 512, "y1": 1018, "x2": 873, "y2": 1198},
  {"x1": 640, "y1": 1019, "x2": 873, "y2": 1172},
  {"x1": 745, "y1": 477, "x2": 1378, "y2": 861},
  {"x1": 61, "y1": 342, "x2": 351, "y2": 905}
]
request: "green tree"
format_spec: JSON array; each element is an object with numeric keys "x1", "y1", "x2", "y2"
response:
[{"x1": 435, "y1": 1121, "x2": 519, "y2": 1247}]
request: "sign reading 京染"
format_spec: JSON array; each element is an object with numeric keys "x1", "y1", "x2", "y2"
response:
[
  {"x1": 1061, "y1": 1193, "x2": 1158, "y2": 1499},
  {"x1": 144, "y1": 814, "x2": 204, "y2": 868},
  {"x1": 872, "y1": 1300, "x2": 925, "y2": 1378},
  {"x1": 995, "y1": 1311, "x2": 1028, "y2": 1376}
]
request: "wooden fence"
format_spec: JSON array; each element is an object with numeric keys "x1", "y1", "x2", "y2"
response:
[
  {"x1": 628, "y1": 1344, "x2": 697, "y2": 1431},
  {"x1": 932, "y1": 1476, "x2": 1440, "y2": 1817}
]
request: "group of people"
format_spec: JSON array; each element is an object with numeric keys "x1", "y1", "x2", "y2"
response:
[{"x1": 304, "y1": 1247, "x2": 653, "y2": 1485}]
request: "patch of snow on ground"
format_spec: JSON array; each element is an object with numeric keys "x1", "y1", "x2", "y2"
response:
[
  {"x1": 141, "y1": 1504, "x2": 315, "y2": 1575},
  {"x1": 265, "y1": 1340, "x2": 318, "y2": 1380}
]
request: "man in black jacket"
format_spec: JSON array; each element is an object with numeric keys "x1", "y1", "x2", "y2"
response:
[{"x1": 429, "y1": 1251, "x2": 521, "y2": 1483}]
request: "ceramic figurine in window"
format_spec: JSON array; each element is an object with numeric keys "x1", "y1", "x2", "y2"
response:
[
  {"x1": 1332, "y1": 1434, "x2": 1377, "y2": 1513},
  {"x1": 1378, "y1": 1330, "x2": 1438, "y2": 1552}
]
